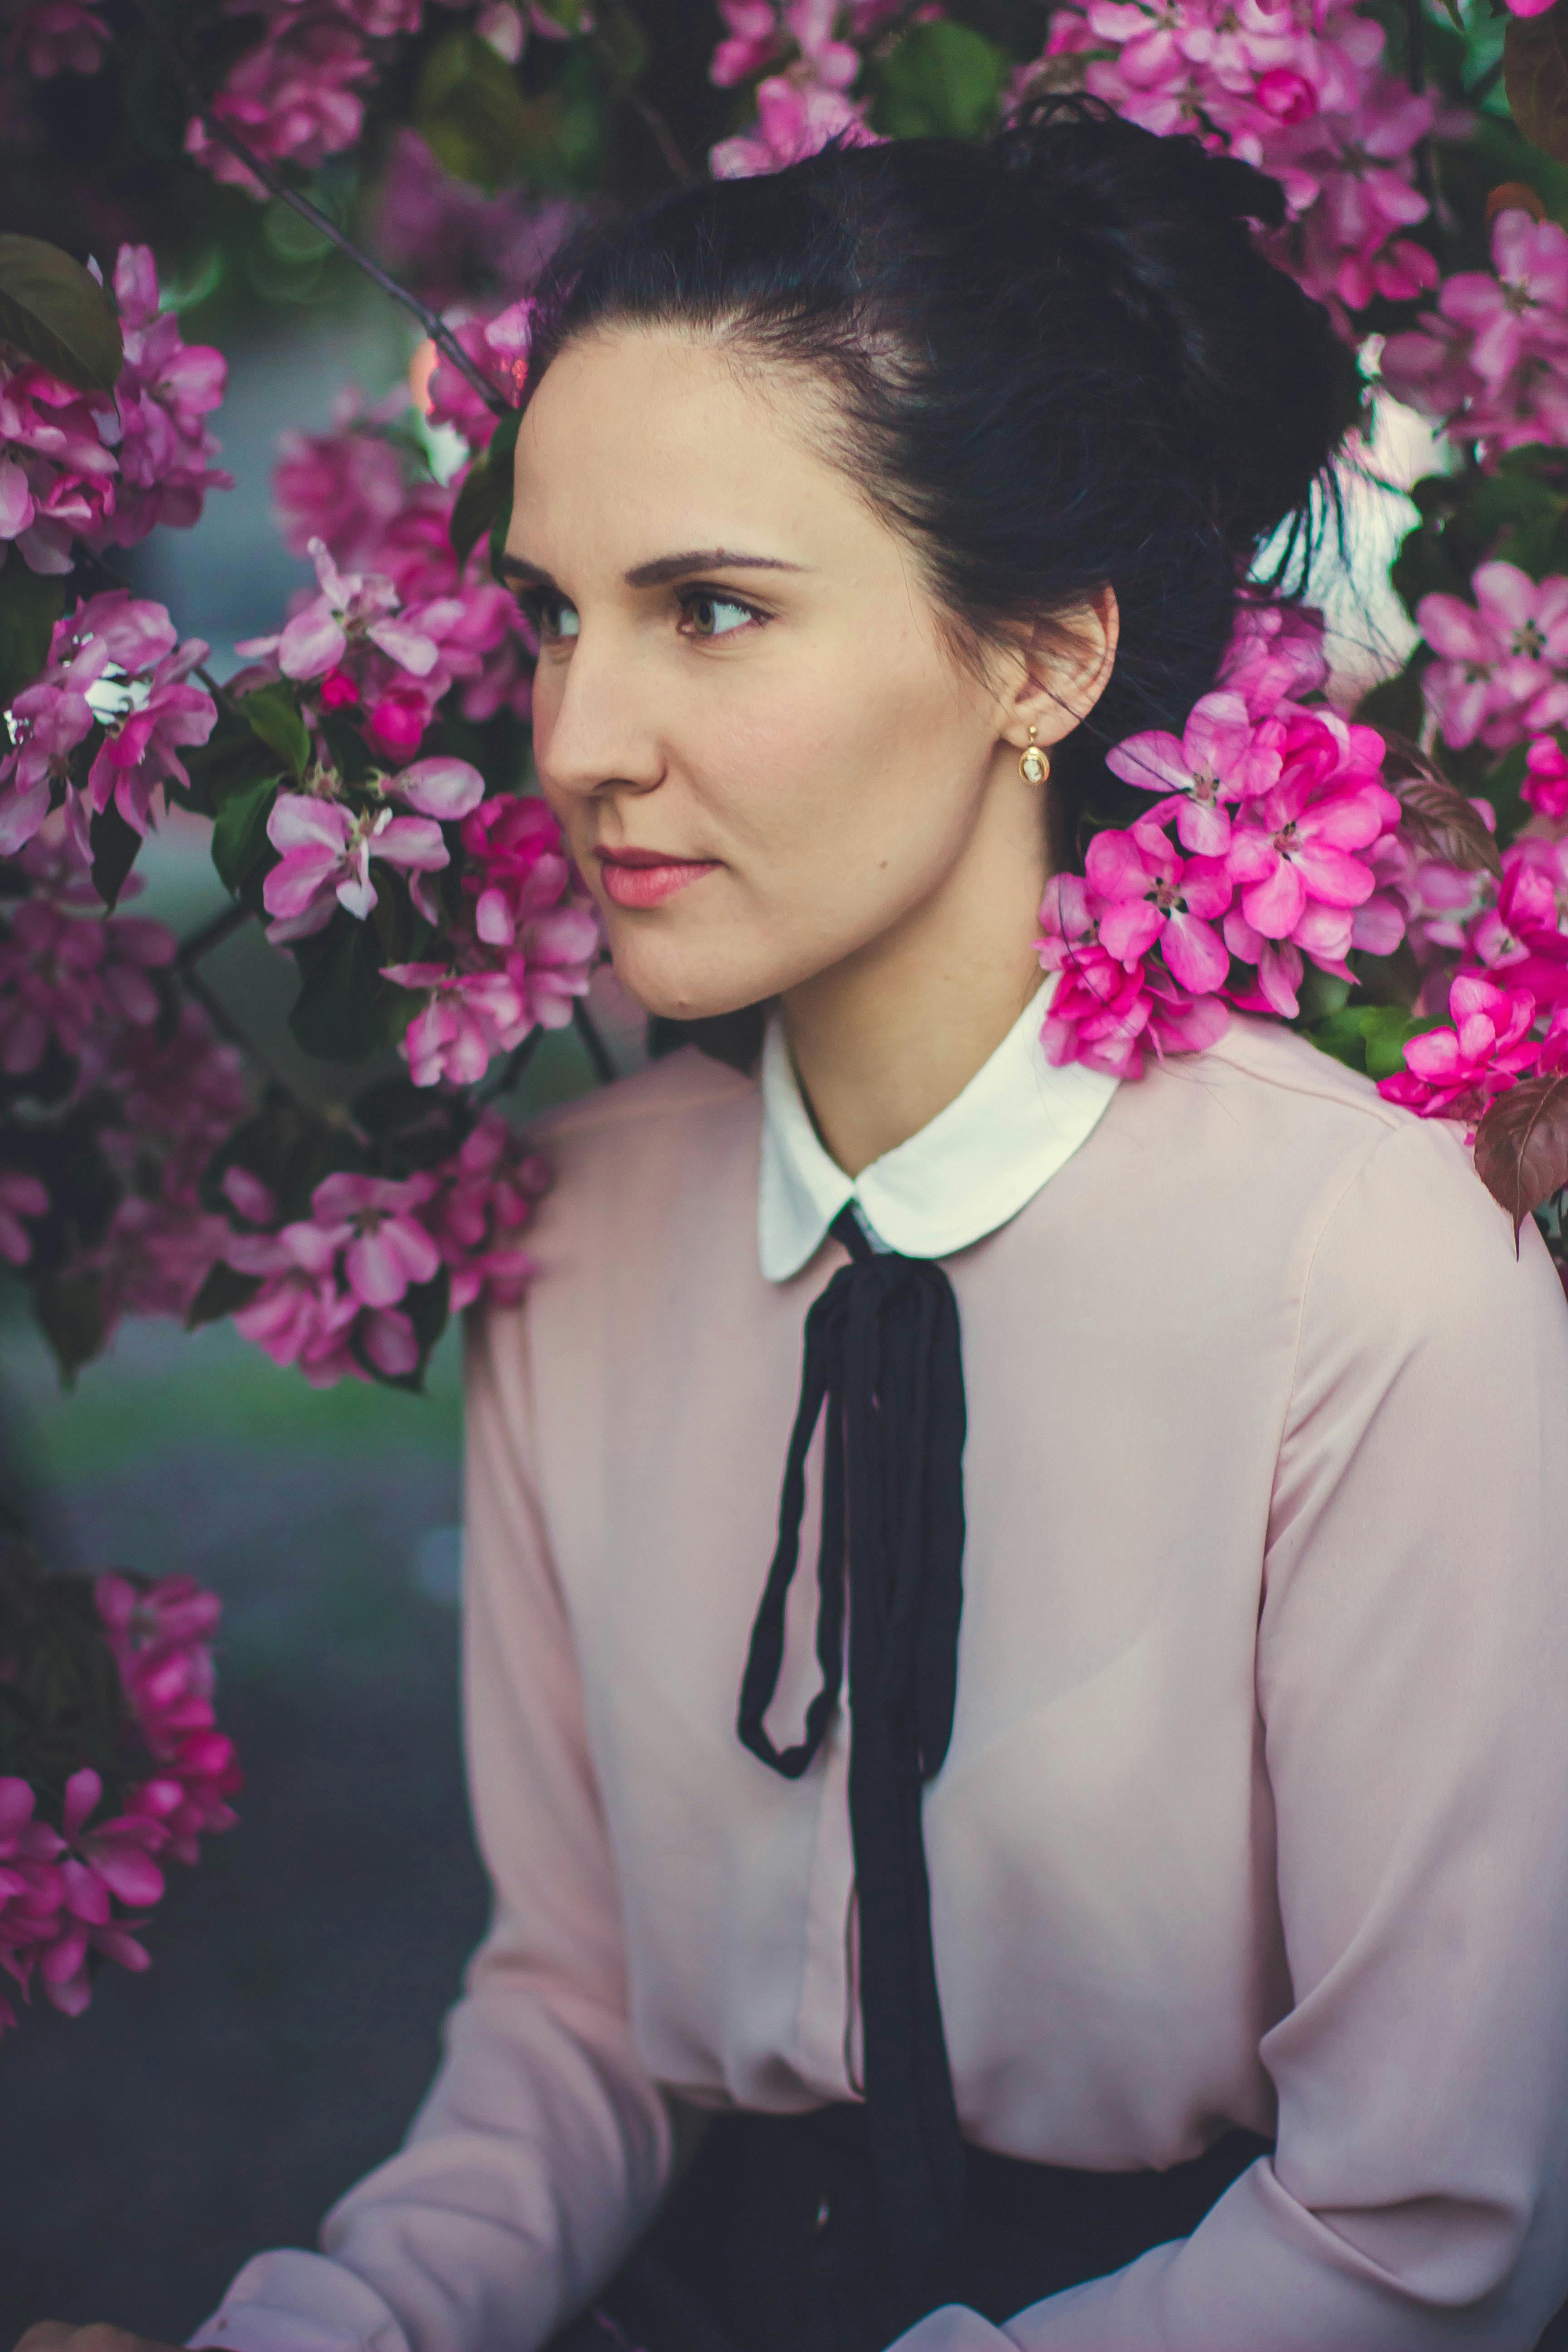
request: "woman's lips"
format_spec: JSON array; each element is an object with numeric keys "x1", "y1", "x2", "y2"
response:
[{"x1": 597, "y1": 850, "x2": 720, "y2": 910}]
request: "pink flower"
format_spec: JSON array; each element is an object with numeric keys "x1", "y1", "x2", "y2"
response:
[
  {"x1": 0, "y1": 899, "x2": 173, "y2": 1076},
  {"x1": 185, "y1": 16, "x2": 375, "y2": 193},
  {"x1": 281, "y1": 1171, "x2": 441, "y2": 1309},
  {"x1": 1384, "y1": 210, "x2": 1568, "y2": 451},
  {"x1": 372, "y1": 131, "x2": 576, "y2": 310},
  {"x1": 460, "y1": 791, "x2": 571, "y2": 945},
  {"x1": 91, "y1": 247, "x2": 231, "y2": 547},
  {"x1": 383, "y1": 963, "x2": 531, "y2": 1087},
  {"x1": 1378, "y1": 975, "x2": 1542, "y2": 1123},
  {"x1": 421, "y1": 1110, "x2": 550, "y2": 1310},
  {"x1": 710, "y1": 72, "x2": 877, "y2": 176},
  {"x1": 1035, "y1": 872, "x2": 1230, "y2": 1079},
  {"x1": 425, "y1": 303, "x2": 533, "y2": 452},
  {"x1": 1418, "y1": 564, "x2": 1568, "y2": 753},
  {"x1": 1432, "y1": 211, "x2": 1568, "y2": 387},
  {"x1": 262, "y1": 793, "x2": 451, "y2": 944},
  {"x1": 0, "y1": 1171, "x2": 49, "y2": 1265},
  {"x1": 85, "y1": 637, "x2": 219, "y2": 837},
  {"x1": 1084, "y1": 821, "x2": 1233, "y2": 991},
  {"x1": 240, "y1": 536, "x2": 444, "y2": 684},
  {"x1": 1218, "y1": 596, "x2": 1328, "y2": 717},
  {"x1": 1105, "y1": 690, "x2": 1280, "y2": 853},
  {"x1": 7, "y1": 1, "x2": 110, "y2": 76},
  {"x1": 1524, "y1": 735, "x2": 1568, "y2": 824},
  {"x1": 712, "y1": 0, "x2": 782, "y2": 83},
  {"x1": 274, "y1": 404, "x2": 409, "y2": 570}
]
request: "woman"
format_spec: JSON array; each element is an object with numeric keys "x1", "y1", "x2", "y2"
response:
[{"x1": 26, "y1": 101, "x2": 1568, "y2": 2352}]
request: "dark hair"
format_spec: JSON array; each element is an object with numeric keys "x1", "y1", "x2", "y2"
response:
[{"x1": 523, "y1": 99, "x2": 1364, "y2": 1059}]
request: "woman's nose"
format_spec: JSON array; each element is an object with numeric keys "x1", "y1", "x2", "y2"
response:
[{"x1": 538, "y1": 634, "x2": 666, "y2": 804}]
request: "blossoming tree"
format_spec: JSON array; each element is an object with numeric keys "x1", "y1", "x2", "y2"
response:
[{"x1": 5, "y1": 0, "x2": 1568, "y2": 2028}]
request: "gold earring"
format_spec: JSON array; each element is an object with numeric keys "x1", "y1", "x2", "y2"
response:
[{"x1": 1019, "y1": 725, "x2": 1050, "y2": 787}]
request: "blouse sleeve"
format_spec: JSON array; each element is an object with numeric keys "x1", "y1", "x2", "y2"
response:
[
  {"x1": 897, "y1": 1121, "x2": 1568, "y2": 2352},
  {"x1": 189, "y1": 1301, "x2": 673, "y2": 2352}
]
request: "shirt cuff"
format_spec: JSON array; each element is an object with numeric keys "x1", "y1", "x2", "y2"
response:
[{"x1": 188, "y1": 2250, "x2": 411, "y2": 2352}]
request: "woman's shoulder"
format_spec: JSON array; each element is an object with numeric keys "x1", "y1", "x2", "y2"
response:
[
  {"x1": 1167, "y1": 1014, "x2": 1563, "y2": 1336},
  {"x1": 521, "y1": 1044, "x2": 763, "y2": 1251}
]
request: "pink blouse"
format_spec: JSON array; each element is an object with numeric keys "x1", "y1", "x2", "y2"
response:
[{"x1": 196, "y1": 1004, "x2": 1568, "y2": 2352}]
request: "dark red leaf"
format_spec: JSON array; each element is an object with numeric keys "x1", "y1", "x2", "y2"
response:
[
  {"x1": 1382, "y1": 737, "x2": 1503, "y2": 880},
  {"x1": 1473, "y1": 1070, "x2": 1568, "y2": 1241},
  {"x1": 1506, "y1": 5, "x2": 1568, "y2": 165}
]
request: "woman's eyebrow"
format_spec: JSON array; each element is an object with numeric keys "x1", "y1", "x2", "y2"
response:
[
  {"x1": 623, "y1": 549, "x2": 807, "y2": 588},
  {"x1": 497, "y1": 549, "x2": 808, "y2": 594}
]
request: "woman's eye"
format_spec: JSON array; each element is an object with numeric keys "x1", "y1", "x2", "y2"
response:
[
  {"x1": 681, "y1": 592, "x2": 760, "y2": 640},
  {"x1": 526, "y1": 594, "x2": 579, "y2": 642}
]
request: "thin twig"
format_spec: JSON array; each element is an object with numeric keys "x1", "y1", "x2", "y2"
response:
[
  {"x1": 177, "y1": 898, "x2": 251, "y2": 970},
  {"x1": 475, "y1": 1023, "x2": 546, "y2": 1105},
  {"x1": 176, "y1": 944, "x2": 290, "y2": 1091},
  {"x1": 123, "y1": 0, "x2": 510, "y2": 419},
  {"x1": 573, "y1": 997, "x2": 617, "y2": 1086},
  {"x1": 612, "y1": 72, "x2": 698, "y2": 187}
]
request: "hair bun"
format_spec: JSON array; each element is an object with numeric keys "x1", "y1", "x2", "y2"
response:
[{"x1": 991, "y1": 96, "x2": 1363, "y2": 554}]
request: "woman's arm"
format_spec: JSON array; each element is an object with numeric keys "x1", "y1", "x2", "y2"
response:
[
  {"x1": 188, "y1": 1302, "x2": 673, "y2": 2352},
  {"x1": 900, "y1": 1119, "x2": 1568, "y2": 2352}
]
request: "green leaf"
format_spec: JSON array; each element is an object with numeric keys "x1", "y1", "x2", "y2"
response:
[
  {"x1": 87, "y1": 797, "x2": 143, "y2": 911},
  {"x1": 176, "y1": 708, "x2": 282, "y2": 819},
  {"x1": 595, "y1": 1, "x2": 649, "y2": 82},
  {"x1": 451, "y1": 409, "x2": 521, "y2": 566},
  {"x1": 872, "y1": 20, "x2": 1009, "y2": 141},
  {"x1": 1506, "y1": 4, "x2": 1568, "y2": 164},
  {"x1": 240, "y1": 683, "x2": 310, "y2": 779},
  {"x1": 1354, "y1": 662, "x2": 1427, "y2": 742},
  {"x1": 415, "y1": 32, "x2": 535, "y2": 192},
  {"x1": 288, "y1": 913, "x2": 394, "y2": 1063},
  {"x1": 0, "y1": 562, "x2": 65, "y2": 708},
  {"x1": 32, "y1": 1268, "x2": 107, "y2": 1385},
  {"x1": 1307, "y1": 1003, "x2": 1441, "y2": 1080},
  {"x1": 0, "y1": 234, "x2": 123, "y2": 392},
  {"x1": 186, "y1": 1259, "x2": 264, "y2": 1331},
  {"x1": 211, "y1": 773, "x2": 279, "y2": 896}
]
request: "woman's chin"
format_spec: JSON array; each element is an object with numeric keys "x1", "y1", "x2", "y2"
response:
[{"x1": 606, "y1": 955, "x2": 771, "y2": 1027}]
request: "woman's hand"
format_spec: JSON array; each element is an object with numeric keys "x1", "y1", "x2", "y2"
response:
[{"x1": 16, "y1": 2327, "x2": 182, "y2": 2352}]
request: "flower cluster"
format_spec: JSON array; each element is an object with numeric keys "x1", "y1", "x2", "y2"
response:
[
  {"x1": 216, "y1": 1110, "x2": 549, "y2": 1386},
  {"x1": 1416, "y1": 562, "x2": 1568, "y2": 755},
  {"x1": 0, "y1": 247, "x2": 228, "y2": 578},
  {"x1": 1382, "y1": 208, "x2": 1568, "y2": 454},
  {"x1": 1038, "y1": 603, "x2": 1405, "y2": 1075},
  {"x1": 386, "y1": 791, "x2": 600, "y2": 1088},
  {"x1": 0, "y1": 589, "x2": 218, "y2": 855},
  {"x1": 262, "y1": 751, "x2": 485, "y2": 941},
  {"x1": 372, "y1": 130, "x2": 577, "y2": 309},
  {"x1": 182, "y1": 2, "x2": 548, "y2": 195},
  {"x1": 1373, "y1": 804, "x2": 1568, "y2": 1127},
  {"x1": 0, "y1": 1570, "x2": 237, "y2": 2035},
  {"x1": 1030, "y1": 0, "x2": 1451, "y2": 324},
  {"x1": 708, "y1": 0, "x2": 900, "y2": 175},
  {"x1": 5, "y1": 2, "x2": 111, "y2": 78},
  {"x1": 265, "y1": 402, "x2": 534, "y2": 730}
]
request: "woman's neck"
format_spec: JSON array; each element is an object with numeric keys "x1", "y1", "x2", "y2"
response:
[{"x1": 781, "y1": 797, "x2": 1049, "y2": 1179}]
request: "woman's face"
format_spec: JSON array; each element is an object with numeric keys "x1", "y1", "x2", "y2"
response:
[{"x1": 506, "y1": 326, "x2": 1099, "y2": 1023}]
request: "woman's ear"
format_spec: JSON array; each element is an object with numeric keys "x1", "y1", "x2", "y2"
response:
[{"x1": 1004, "y1": 585, "x2": 1120, "y2": 754}]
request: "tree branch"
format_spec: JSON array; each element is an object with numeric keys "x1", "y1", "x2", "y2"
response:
[
  {"x1": 573, "y1": 996, "x2": 617, "y2": 1086},
  {"x1": 122, "y1": 0, "x2": 512, "y2": 419}
]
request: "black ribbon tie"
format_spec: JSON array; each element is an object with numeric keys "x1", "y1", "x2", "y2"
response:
[{"x1": 737, "y1": 1204, "x2": 968, "y2": 2322}]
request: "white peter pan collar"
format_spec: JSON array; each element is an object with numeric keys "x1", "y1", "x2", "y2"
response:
[{"x1": 758, "y1": 975, "x2": 1119, "y2": 1282}]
